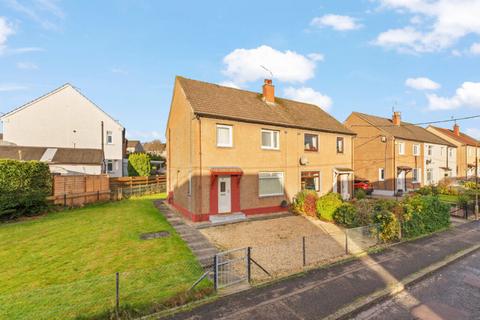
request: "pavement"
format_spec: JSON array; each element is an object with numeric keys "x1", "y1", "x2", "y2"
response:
[
  {"x1": 354, "y1": 249, "x2": 480, "y2": 320},
  {"x1": 158, "y1": 220, "x2": 480, "y2": 320},
  {"x1": 154, "y1": 201, "x2": 218, "y2": 267}
]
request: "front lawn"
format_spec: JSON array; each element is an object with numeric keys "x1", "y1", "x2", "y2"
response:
[
  {"x1": 438, "y1": 194, "x2": 459, "y2": 204},
  {"x1": 0, "y1": 194, "x2": 211, "y2": 319}
]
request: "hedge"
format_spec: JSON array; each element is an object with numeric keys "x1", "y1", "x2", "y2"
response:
[
  {"x1": 401, "y1": 195, "x2": 450, "y2": 238},
  {"x1": 292, "y1": 190, "x2": 318, "y2": 217},
  {"x1": 128, "y1": 153, "x2": 151, "y2": 177},
  {"x1": 0, "y1": 160, "x2": 52, "y2": 219},
  {"x1": 316, "y1": 193, "x2": 343, "y2": 221}
]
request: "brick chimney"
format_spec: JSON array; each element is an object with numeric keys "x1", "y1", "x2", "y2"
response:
[
  {"x1": 392, "y1": 111, "x2": 401, "y2": 126},
  {"x1": 453, "y1": 123, "x2": 460, "y2": 136},
  {"x1": 262, "y1": 79, "x2": 275, "y2": 104}
]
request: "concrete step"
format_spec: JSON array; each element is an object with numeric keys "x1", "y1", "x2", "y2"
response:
[
  {"x1": 189, "y1": 241, "x2": 215, "y2": 250},
  {"x1": 209, "y1": 213, "x2": 246, "y2": 224}
]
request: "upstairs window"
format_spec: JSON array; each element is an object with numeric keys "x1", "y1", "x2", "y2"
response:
[
  {"x1": 398, "y1": 142, "x2": 405, "y2": 155},
  {"x1": 304, "y1": 134, "x2": 318, "y2": 151},
  {"x1": 106, "y1": 131, "x2": 113, "y2": 144},
  {"x1": 413, "y1": 144, "x2": 420, "y2": 156},
  {"x1": 448, "y1": 148, "x2": 453, "y2": 158},
  {"x1": 216, "y1": 125, "x2": 233, "y2": 147},
  {"x1": 261, "y1": 129, "x2": 279, "y2": 150},
  {"x1": 427, "y1": 145, "x2": 433, "y2": 156},
  {"x1": 337, "y1": 137, "x2": 344, "y2": 154}
]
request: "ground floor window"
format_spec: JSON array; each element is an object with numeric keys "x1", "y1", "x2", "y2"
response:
[
  {"x1": 106, "y1": 160, "x2": 114, "y2": 173},
  {"x1": 426, "y1": 168, "x2": 433, "y2": 184},
  {"x1": 259, "y1": 172, "x2": 284, "y2": 197},
  {"x1": 301, "y1": 171, "x2": 320, "y2": 192},
  {"x1": 412, "y1": 168, "x2": 421, "y2": 183},
  {"x1": 379, "y1": 168, "x2": 385, "y2": 181}
]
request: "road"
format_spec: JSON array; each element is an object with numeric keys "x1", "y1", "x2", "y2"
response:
[
  {"x1": 162, "y1": 221, "x2": 480, "y2": 320},
  {"x1": 355, "y1": 250, "x2": 480, "y2": 320}
]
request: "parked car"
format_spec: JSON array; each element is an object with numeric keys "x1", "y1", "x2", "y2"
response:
[{"x1": 354, "y1": 179, "x2": 373, "y2": 195}]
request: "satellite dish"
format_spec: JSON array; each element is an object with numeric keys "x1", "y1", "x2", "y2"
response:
[{"x1": 299, "y1": 156, "x2": 309, "y2": 166}]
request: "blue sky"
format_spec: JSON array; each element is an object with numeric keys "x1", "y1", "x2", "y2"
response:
[{"x1": 1, "y1": 0, "x2": 480, "y2": 141}]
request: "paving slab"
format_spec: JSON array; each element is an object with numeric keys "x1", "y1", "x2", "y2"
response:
[{"x1": 161, "y1": 221, "x2": 480, "y2": 320}]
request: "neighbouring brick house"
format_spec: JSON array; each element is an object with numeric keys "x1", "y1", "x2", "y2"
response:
[
  {"x1": 427, "y1": 124, "x2": 479, "y2": 180},
  {"x1": 166, "y1": 77, "x2": 355, "y2": 222},
  {"x1": 344, "y1": 112, "x2": 456, "y2": 196}
]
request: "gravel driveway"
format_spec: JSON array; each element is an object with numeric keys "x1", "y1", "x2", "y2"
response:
[{"x1": 199, "y1": 216, "x2": 348, "y2": 280}]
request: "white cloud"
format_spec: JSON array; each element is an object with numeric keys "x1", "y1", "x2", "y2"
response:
[
  {"x1": 111, "y1": 67, "x2": 128, "y2": 75},
  {"x1": 0, "y1": 84, "x2": 28, "y2": 92},
  {"x1": 307, "y1": 53, "x2": 325, "y2": 62},
  {"x1": 0, "y1": 17, "x2": 14, "y2": 53},
  {"x1": 218, "y1": 81, "x2": 240, "y2": 89},
  {"x1": 310, "y1": 14, "x2": 362, "y2": 31},
  {"x1": 9, "y1": 47, "x2": 44, "y2": 54},
  {"x1": 470, "y1": 42, "x2": 480, "y2": 55},
  {"x1": 222, "y1": 45, "x2": 321, "y2": 85},
  {"x1": 465, "y1": 128, "x2": 480, "y2": 139},
  {"x1": 375, "y1": 0, "x2": 480, "y2": 53},
  {"x1": 6, "y1": 0, "x2": 65, "y2": 30},
  {"x1": 283, "y1": 87, "x2": 333, "y2": 110},
  {"x1": 17, "y1": 61, "x2": 38, "y2": 70},
  {"x1": 451, "y1": 49, "x2": 462, "y2": 57},
  {"x1": 405, "y1": 77, "x2": 440, "y2": 90},
  {"x1": 427, "y1": 82, "x2": 480, "y2": 110}
]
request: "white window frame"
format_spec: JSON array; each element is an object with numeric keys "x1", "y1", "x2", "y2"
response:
[
  {"x1": 106, "y1": 131, "x2": 113, "y2": 144},
  {"x1": 261, "y1": 129, "x2": 280, "y2": 150},
  {"x1": 106, "y1": 160, "x2": 114, "y2": 173},
  {"x1": 427, "y1": 145, "x2": 433, "y2": 156},
  {"x1": 216, "y1": 124, "x2": 233, "y2": 148},
  {"x1": 379, "y1": 168, "x2": 385, "y2": 181},
  {"x1": 412, "y1": 168, "x2": 421, "y2": 183},
  {"x1": 426, "y1": 168, "x2": 433, "y2": 183},
  {"x1": 258, "y1": 172, "x2": 284, "y2": 197},
  {"x1": 448, "y1": 148, "x2": 453, "y2": 158},
  {"x1": 301, "y1": 171, "x2": 321, "y2": 192},
  {"x1": 413, "y1": 144, "x2": 420, "y2": 156},
  {"x1": 398, "y1": 142, "x2": 405, "y2": 155}
]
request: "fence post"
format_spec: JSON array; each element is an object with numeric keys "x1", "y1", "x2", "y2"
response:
[
  {"x1": 115, "y1": 272, "x2": 120, "y2": 316},
  {"x1": 247, "y1": 247, "x2": 251, "y2": 284},
  {"x1": 345, "y1": 229, "x2": 349, "y2": 255},
  {"x1": 63, "y1": 194, "x2": 67, "y2": 208},
  {"x1": 213, "y1": 255, "x2": 218, "y2": 291},
  {"x1": 97, "y1": 190, "x2": 100, "y2": 201},
  {"x1": 302, "y1": 236, "x2": 306, "y2": 267}
]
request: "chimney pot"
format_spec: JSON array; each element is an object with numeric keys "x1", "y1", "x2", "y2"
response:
[
  {"x1": 392, "y1": 111, "x2": 401, "y2": 126},
  {"x1": 453, "y1": 123, "x2": 460, "y2": 136},
  {"x1": 262, "y1": 79, "x2": 275, "y2": 103}
]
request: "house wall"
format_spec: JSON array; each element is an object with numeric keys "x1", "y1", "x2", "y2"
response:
[
  {"x1": 395, "y1": 139, "x2": 424, "y2": 191},
  {"x1": 49, "y1": 164, "x2": 102, "y2": 175},
  {"x1": 1, "y1": 85, "x2": 124, "y2": 177},
  {"x1": 167, "y1": 79, "x2": 354, "y2": 220},
  {"x1": 423, "y1": 144, "x2": 457, "y2": 185},
  {"x1": 344, "y1": 113, "x2": 395, "y2": 195}
]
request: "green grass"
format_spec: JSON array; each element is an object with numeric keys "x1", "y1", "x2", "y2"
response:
[
  {"x1": 0, "y1": 194, "x2": 212, "y2": 319},
  {"x1": 438, "y1": 194, "x2": 459, "y2": 204}
]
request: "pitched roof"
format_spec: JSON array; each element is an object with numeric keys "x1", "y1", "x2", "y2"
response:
[
  {"x1": 127, "y1": 140, "x2": 141, "y2": 148},
  {"x1": 352, "y1": 112, "x2": 455, "y2": 146},
  {"x1": 429, "y1": 126, "x2": 479, "y2": 146},
  {"x1": 177, "y1": 76, "x2": 354, "y2": 135},
  {"x1": 0, "y1": 84, "x2": 124, "y2": 128},
  {"x1": 0, "y1": 146, "x2": 103, "y2": 164}
]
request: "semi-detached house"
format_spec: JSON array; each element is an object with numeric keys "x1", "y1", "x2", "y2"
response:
[
  {"x1": 344, "y1": 112, "x2": 456, "y2": 196},
  {"x1": 166, "y1": 77, "x2": 355, "y2": 222}
]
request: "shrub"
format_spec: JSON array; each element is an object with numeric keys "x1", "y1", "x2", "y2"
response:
[
  {"x1": 372, "y1": 208, "x2": 400, "y2": 242},
  {"x1": 0, "y1": 160, "x2": 52, "y2": 219},
  {"x1": 401, "y1": 195, "x2": 450, "y2": 238},
  {"x1": 128, "y1": 153, "x2": 151, "y2": 177},
  {"x1": 353, "y1": 199, "x2": 374, "y2": 226},
  {"x1": 316, "y1": 193, "x2": 343, "y2": 221},
  {"x1": 354, "y1": 188, "x2": 367, "y2": 200},
  {"x1": 292, "y1": 190, "x2": 318, "y2": 217},
  {"x1": 463, "y1": 181, "x2": 478, "y2": 190},
  {"x1": 333, "y1": 203, "x2": 359, "y2": 228}
]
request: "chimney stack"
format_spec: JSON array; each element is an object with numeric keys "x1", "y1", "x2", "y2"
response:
[
  {"x1": 392, "y1": 111, "x2": 401, "y2": 126},
  {"x1": 453, "y1": 123, "x2": 460, "y2": 136},
  {"x1": 262, "y1": 79, "x2": 275, "y2": 104}
]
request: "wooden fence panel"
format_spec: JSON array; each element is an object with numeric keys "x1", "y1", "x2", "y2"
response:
[{"x1": 52, "y1": 174, "x2": 110, "y2": 206}]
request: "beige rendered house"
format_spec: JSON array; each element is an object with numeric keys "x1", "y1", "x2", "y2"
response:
[
  {"x1": 166, "y1": 77, "x2": 355, "y2": 222},
  {"x1": 427, "y1": 124, "x2": 479, "y2": 180},
  {"x1": 344, "y1": 112, "x2": 456, "y2": 196}
]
